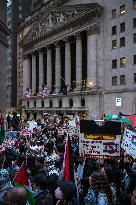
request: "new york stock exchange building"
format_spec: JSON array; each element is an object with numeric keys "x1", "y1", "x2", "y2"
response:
[{"x1": 17, "y1": 0, "x2": 136, "y2": 120}]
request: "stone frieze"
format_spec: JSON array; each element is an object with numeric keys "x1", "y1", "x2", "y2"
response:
[{"x1": 20, "y1": 4, "x2": 103, "y2": 48}]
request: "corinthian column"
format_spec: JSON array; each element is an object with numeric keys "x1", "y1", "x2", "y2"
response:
[
  {"x1": 39, "y1": 50, "x2": 44, "y2": 89},
  {"x1": 32, "y1": 53, "x2": 36, "y2": 94},
  {"x1": 55, "y1": 42, "x2": 61, "y2": 93},
  {"x1": 87, "y1": 27, "x2": 97, "y2": 87},
  {"x1": 23, "y1": 55, "x2": 30, "y2": 95},
  {"x1": 75, "y1": 32, "x2": 82, "y2": 90},
  {"x1": 46, "y1": 47, "x2": 52, "y2": 90},
  {"x1": 64, "y1": 37, "x2": 71, "y2": 90}
]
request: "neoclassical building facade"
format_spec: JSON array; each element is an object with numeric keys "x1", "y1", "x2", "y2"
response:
[{"x1": 18, "y1": 0, "x2": 136, "y2": 119}]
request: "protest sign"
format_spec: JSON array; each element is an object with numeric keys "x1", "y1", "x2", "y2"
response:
[
  {"x1": 121, "y1": 128, "x2": 136, "y2": 159},
  {"x1": 84, "y1": 134, "x2": 115, "y2": 140},
  {"x1": 5, "y1": 131, "x2": 17, "y2": 139},
  {"x1": 27, "y1": 121, "x2": 37, "y2": 131},
  {"x1": 79, "y1": 133, "x2": 120, "y2": 158}
]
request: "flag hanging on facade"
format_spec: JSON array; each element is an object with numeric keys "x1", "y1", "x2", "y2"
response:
[
  {"x1": 13, "y1": 164, "x2": 35, "y2": 205},
  {"x1": 25, "y1": 87, "x2": 32, "y2": 98},
  {"x1": 39, "y1": 83, "x2": 48, "y2": 97}
]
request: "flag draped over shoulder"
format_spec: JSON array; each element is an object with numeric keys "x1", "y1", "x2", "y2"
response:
[
  {"x1": 64, "y1": 136, "x2": 74, "y2": 180},
  {"x1": 13, "y1": 164, "x2": 35, "y2": 205}
]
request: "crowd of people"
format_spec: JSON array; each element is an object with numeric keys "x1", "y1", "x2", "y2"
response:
[{"x1": 0, "y1": 113, "x2": 136, "y2": 205}]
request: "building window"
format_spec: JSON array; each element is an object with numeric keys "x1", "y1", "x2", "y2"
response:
[
  {"x1": 112, "y1": 26, "x2": 117, "y2": 35},
  {"x1": 81, "y1": 98, "x2": 85, "y2": 107},
  {"x1": 134, "y1": 73, "x2": 136, "y2": 83},
  {"x1": 112, "y1": 76, "x2": 117, "y2": 86},
  {"x1": 112, "y1": 59, "x2": 117, "y2": 69},
  {"x1": 120, "y1": 22, "x2": 125, "y2": 33},
  {"x1": 112, "y1": 9, "x2": 116, "y2": 19},
  {"x1": 133, "y1": 0, "x2": 136, "y2": 9},
  {"x1": 59, "y1": 99, "x2": 62, "y2": 108},
  {"x1": 19, "y1": 13, "x2": 22, "y2": 19},
  {"x1": 134, "y1": 33, "x2": 136, "y2": 43},
  {"x1": 19, "y1": 62, "x2": 22, "y2": 68},
  {"x1": 26, "y1": 113, "x2": 30, "y2": 120},
  {"x1": 120, "y1": 37, "x2": 125, "y2": 47},
  {"x1": 41, "y1": 100, "x2": 44, "y2": 108},
  {"x1": 120, "y1": 5, "x2": 125, "y2": 16},
  {"x1": 27, "y1": 101, "x2": 29, "y2": 108},
  {"x1": 134, "y1": 55, "x2": 136, "y2": 64},
  {"x1": 34, "y1": 101, "x2": 36, "y2": 108},
  {"x1": 49, "y1": 100, "x2": 53, "y2": 108},
  {"x1": 69, "y1": 98, "x2": 73, "y2": 107},
  {"x1": 133, "y1": 18, "x2": 136, "y2": 28},
  {"x1": 120, "y1": 57, "x2": 126, "y2": 67},
  {"x1": 112, "y1": 40, "x2": 117, "y2": 49},
  {"x1": 120, "y1": 75, "x2": 126, "y2": 85},
  {"x1": 19, "y1": 6, "x2": 22, "y2": 11}
]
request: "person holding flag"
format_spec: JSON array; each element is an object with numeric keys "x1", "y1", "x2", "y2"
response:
[
  {"x1": 54, "y1": 136, "x2": 78, "y2": 205},
  {"x1": 12, "y1": 164, "x2": 35, "y2": 205}
]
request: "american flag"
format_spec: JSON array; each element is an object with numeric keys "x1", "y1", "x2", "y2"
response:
[
  {"x1": 39, "y1": 84, "x2": 48, "y2": 97},
  {"x1": 25, "y1": 87, "x2": 32, "y2": 98}
]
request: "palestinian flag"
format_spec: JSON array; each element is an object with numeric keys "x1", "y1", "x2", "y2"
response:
[
  {"x1": 13, "y1": 164, "x2": 35, "y2": 205},
  {"x1": 63, "y1": 136, "x2": 74, "y2": 180}
]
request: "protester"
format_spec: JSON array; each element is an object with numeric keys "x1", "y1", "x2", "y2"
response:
[
  {"x1": 0, "y1": 169, "x2": 12, "y2": 192},
  {"x1": 84, "y1": 171, "x2": 115, "y2": 205},
  {"x1": 55, "y1": 180, "x2": 77, "y2": 205},
  {"x1": 0, "y1": 112, "x2": 136, "y2": 205},
  {"x1": 32, "y1": 174, "x2": 53, "y2": 205},
  {"x1": 0, "y1": 187, "x2": 27, "y2": 205},
  {"x1": 131, "y1": 187, "x2": 136, "y2": 205}
]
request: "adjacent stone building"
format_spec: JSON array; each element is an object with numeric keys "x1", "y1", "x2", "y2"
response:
[
  {"x1": 0, "y1": 0, "x2": 10, "y2": 114},
  {"x1": 18, "y1": 0, "x2": 136, "y2": 119},
  {"x1": 7, "y1": 0, "x2": 32, "y2": 112}
]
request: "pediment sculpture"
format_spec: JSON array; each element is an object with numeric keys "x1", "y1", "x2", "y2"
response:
[{"x1": 21, "y1": 4, "x2": 103, "y2": 47}]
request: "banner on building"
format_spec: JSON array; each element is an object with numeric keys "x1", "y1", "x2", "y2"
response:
[
  {"x1": 79, "y1": 133, "x2": 121, "y2": 158},
  {"x1": 121, "y1": 129, "x2": 136, "y2": 159}
]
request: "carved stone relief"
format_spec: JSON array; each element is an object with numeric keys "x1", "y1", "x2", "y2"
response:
[{"x1": 21, "y1": 4, "x2": 103, "y2": 49}]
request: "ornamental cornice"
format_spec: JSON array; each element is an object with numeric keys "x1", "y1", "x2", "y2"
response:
[
  {"x1": 20, "y1": 4, "x2": 103, "y2": 49},
  {"x1": 86, "y1": 24, "x2": 100, "y2": 36}
]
